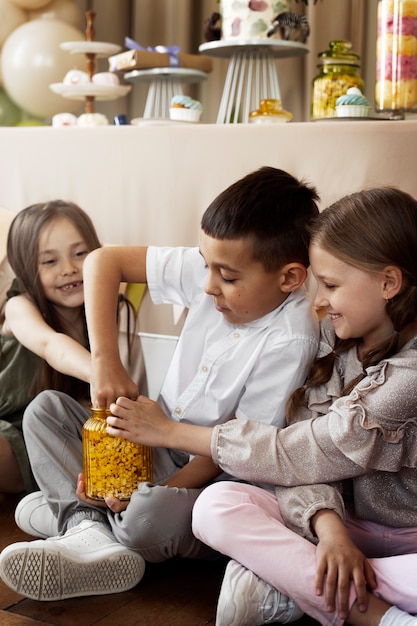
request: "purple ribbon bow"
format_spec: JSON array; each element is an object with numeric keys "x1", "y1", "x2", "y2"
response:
[{"x1": 125, "y1": 37, "x2": 180, "y2": 67}]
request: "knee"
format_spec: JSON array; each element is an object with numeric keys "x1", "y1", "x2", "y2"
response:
[
  {"x1": 23, "y1": 390, "x2": 83, "y2": 437},
  {"x1": 111, "y1": 483, "x2": 192, "y2": 554},
  {"x1": 23, "y1": 390, "x2": 53, "y2": 435},
  {"x1": 192, "y1": 482, "x2": 239, "y2": 546}
]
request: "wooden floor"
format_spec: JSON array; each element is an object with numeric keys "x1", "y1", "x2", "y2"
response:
[{"x1": 0, "y1": 494, "x2": 319, "y2": 625}]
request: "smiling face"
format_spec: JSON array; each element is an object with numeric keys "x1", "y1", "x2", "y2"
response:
[
  {"x1": 310, "y1": 243, "x2": 397, "y2": 350},
  {"x1": 199, "y1": 231, "x2": 291, "y2": 325},
  {"x1": 37, "y1": 216, "x2": 90, "y2": 309}
]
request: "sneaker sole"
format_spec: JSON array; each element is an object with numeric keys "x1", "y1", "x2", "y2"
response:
[{"x1": 0, "y1": 543, "x2": 145, "y2": 600}]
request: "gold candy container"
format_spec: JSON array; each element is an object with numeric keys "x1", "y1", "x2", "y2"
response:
[{"x1": 82, "y1": 408, "x2": 153, "y2": 500}]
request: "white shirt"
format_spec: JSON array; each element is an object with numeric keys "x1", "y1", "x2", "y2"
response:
[{"x1": 147, "y1": 246, "x2": 319, "y2": 429}]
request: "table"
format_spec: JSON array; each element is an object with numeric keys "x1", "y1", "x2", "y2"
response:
[
  {"x1": 199, "y1": 40, "x2": 308, "y2": 123},
  {"x1": 0, "y1": 119, "x2": 415, "y2": 331}
]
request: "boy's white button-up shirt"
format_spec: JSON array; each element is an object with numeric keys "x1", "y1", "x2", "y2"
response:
[{"x1": 147, "y1": 246, "x2": 319, "y2": 429}]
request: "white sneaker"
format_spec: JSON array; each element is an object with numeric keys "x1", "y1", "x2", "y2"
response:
[
  {"x1": 0, "y1": 520, "x2": 145, "y2": 601},
  {"x1": 15, "y1": 491, "x2": 59, "y2": 539},
  {"x1": 216, "y1": 559, "x2": 304, "y2": 625}
]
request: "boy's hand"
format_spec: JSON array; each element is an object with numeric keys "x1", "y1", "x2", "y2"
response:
[
  {"x1": 90, "y1": 355, "x2": 139, "y2": 409},
  {"x1": 76, "y1": 473, "x2": 129, "y2": 513}
]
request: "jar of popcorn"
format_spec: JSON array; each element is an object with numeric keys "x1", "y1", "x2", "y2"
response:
[
  {"x1": 82, "y1": 408, "x2": 153, "y2": 500},
  {"x1": 311, "y1": 40, "x2": 365, "y2": 119}
]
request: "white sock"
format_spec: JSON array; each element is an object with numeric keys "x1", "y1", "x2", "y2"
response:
[{"x1": 379, "y1": 605, "x2": 417, "y2": 626}]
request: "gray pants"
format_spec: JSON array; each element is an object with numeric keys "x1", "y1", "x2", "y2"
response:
[{"x1": 23, "y1": 390, "x2": 216, "y2": 562}]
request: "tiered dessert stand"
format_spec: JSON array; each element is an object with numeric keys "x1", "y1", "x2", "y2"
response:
[
  {"x1": 123, "y1": 67, "x2": 207, "y2": 119},
  {"x1": 199, "y1": 40, "x2": 308, "y2": 123},
  {"x1": 50, "y1": 11, "x2": 131, "y2": 116}
]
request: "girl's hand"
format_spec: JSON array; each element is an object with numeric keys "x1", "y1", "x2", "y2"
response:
[
  {"x1": 313, "y1": 511, "x2": 377, "y2": 621},
  {"x1": 106, "y1": 395, "x2": 174, "y2": 448},
  {"x1": 76, "y1": 473, "x2": 129, "y2": 513}
]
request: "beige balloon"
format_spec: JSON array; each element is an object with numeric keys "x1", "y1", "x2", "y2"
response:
[
  {"x1": 0, "y1": 0, "x2": 27, "y2": 47},
  {"x1": 28, "y1": 0, "x2": 83, "y2": 29},
  {"x1": 1, "y1": 18, "x2": 85, "y2": 119},
  {"x1": 9, "y1": 0, "x2": 52, "y2": 9}
]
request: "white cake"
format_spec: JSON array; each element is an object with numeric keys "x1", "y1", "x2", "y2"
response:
[{"x1": 219, "y1": 0, "x2": 291, "y2": 41}]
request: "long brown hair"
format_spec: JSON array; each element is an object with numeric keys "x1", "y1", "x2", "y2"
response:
[
  {"x1": 7, "y1": 200, "x2": 102, "y2": 401},
  {"x1": 287, "y1": 187, "x2": 417, "y2": 419}
]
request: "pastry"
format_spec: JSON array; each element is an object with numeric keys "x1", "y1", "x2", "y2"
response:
[
  {"x1": 169, "y1": 95, "x2": 203, "y2": 122},
  {"x1": 63, "y1": 69, "x2": 90, "y2": 85},
  {"x1": 52, "y1": 112, "x2": 78, "y2": 127},
  {"x1": 77, "y1": 113, "x2": 109, "y2": 126},
  {"x1": 92, "y1": 72, "x2": 120, "y2": 86},
  {"x1": 335, "y1": 87, "x2": 371, "y2": 117}
]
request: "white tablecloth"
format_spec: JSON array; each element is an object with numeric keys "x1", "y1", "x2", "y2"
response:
[{"x1": 1, "y1": 120, "x2": 415, "y2": 331}]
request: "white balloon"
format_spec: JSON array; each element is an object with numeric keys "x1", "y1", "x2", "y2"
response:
[
  {"x1": 0, "y1": 0, "x2": 27, "y2": 47},
  {"x1": 9, "y1": 0, "x2": 51, "y2": 9},
  {"x1": 2, "y1": 18, "x2": 85, "y2": 119},
  {"x1": 28, "y1": 0, "x2": 83, "y2": 29}
]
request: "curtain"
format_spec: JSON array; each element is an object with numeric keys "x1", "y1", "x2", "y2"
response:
[{"x1": 77, "y1": 0, "x2": 378, "y2": 123}]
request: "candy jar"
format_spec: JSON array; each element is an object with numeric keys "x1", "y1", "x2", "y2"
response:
[
  {"x1": 375, "y1": 0, "x2": 417, "y2": 117},
  {"x1": 249, "y1": 99, "x2": 293, "y2": 123},
  {"x1": 82, "y1": 408, "x2": 153, "y2": 500},
  {"x1": 311, "y1": 40, "x2": 365, "y2": 119}
]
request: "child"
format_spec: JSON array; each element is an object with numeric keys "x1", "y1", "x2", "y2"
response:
[
  {"x1": 0, "y1": 200, "x2": 143, "y2": 497},
  {"x1": 0, "y1": 166, "x2": 320, "y2": 601},
  {"x1": 82, "y1": 187, "x2": 417, "y2": 626}
]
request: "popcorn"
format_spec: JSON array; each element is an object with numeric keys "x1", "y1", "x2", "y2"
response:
[{"x1": 83, "y1": 410, "x2": 153, "y2": 500}]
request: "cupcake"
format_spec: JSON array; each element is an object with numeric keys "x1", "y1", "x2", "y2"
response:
[
  {"x1": 169, "y1": 95, "x2": 203, "y2": 122},
  {"x1": 335, "y1": 87, "x2": 371, "y2": 117}
]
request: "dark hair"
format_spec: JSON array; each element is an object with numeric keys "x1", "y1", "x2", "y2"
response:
[
  {"x1": 7, "y1": 200, "x2": 102, "y2": 400},
  {"x1": 287, "y1": 186, "x2": 417, "y2": 419},
  {"x1": 201, "y1": 166, "x2": 320, "y2": 271}
]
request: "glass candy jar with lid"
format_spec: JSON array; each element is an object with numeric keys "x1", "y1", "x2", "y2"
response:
[
  {"x1": 82, "y1": 407, "x2": 153, "y2": 500},
  {"x1": 375, "y1": 0, "x2": 417, "y2": 117},
  {"x1": 311, "y1": 40, "x2": 365, "y2": 119},
  {"x1": 249, "y1": 99, "x2": 293, "y2": 123}
]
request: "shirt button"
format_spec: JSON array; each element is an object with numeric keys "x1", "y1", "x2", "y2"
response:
[
  {"x1": 233, "y1": 332, "x2": 240, "y2": 339},
  {"x1": 202, "y1": 365, "x2": 208, "y2": 372},
  {"x1": 175, "y1": 407, "x2": 182, "y2": 415}
]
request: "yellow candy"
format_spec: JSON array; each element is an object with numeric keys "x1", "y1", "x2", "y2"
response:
[{"x1": 82, "y1": 409, "x2": 153, "y2": 500}]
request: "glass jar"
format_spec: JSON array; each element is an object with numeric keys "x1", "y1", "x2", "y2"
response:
[
  {"x1": 311, "y1": 40, "x2": 365, "y2": 119},
  {"x1": 82, "y1": 408, "x2": 153, "y2": 500},
  {"x1": 249, "y1": 99, "x2": 293, "y2": 123},
  {"x1": 375, "y1": 0, "x2": 417, "y2": 116}
]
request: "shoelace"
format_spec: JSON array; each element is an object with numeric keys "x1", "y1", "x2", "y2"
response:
[{"x1": 261, "y1": 585, "x2": 291, "y2": 623}]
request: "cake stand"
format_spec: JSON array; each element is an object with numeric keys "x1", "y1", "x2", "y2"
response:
[
  {"x1": 199, "y1": 40, "x2": 308, "y2": 123},
  {"x1": 49, "y1": 11, "x2": 131, "y2": 116},
  {"x1": 124, "y1": 67, "x2": 208, "y2": 119}
]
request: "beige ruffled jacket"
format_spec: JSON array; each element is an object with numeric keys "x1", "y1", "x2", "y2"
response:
[{"x1": 211, "y1": 317, "x2": 417, "y2": 542}]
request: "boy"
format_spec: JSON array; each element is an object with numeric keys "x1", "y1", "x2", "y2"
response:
[{"x1": 1, "y1": 166, "x2": 320, "y2": 601}]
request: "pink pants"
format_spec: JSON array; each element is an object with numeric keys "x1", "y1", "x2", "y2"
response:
[{"x1": 192, "y1": 482, "x2": 417, "y2": 626}]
